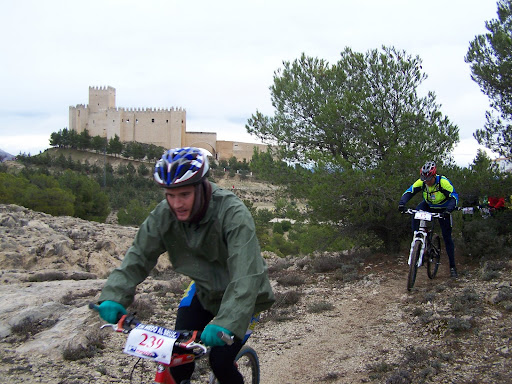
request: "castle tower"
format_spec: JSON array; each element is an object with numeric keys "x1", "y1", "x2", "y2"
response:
[{"x1": 88, "y1": 86, "x2": 116, "y2": 113}]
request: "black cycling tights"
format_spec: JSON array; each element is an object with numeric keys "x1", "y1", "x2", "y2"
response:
[{"x1": 169, "y1": 294, "x2": 244, "y2": 384}]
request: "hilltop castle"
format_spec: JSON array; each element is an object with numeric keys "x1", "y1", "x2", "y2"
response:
[{"x1": 69, "y1": 86, "x2": 268, "y2": 161}]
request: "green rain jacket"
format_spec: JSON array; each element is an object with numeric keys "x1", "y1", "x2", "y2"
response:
[{"x1": 99, "y1": 183, "x2": 275, "y2": 339}]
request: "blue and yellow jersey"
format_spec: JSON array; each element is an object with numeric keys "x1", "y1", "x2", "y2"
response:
[{"x1": 400, "y1": 175, "x2": 458, "y2": 210}]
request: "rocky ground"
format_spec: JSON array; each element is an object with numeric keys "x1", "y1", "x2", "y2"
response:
[{"x1": 0, "y1": 203, "x2": 511, "y2": 384}]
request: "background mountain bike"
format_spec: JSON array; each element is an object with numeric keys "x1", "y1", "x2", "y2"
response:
[
  {"x1": 402, "y1": 209, "x2": 444, "y2": 291},
  {"x1": 89, "y1": 304, "x2": 260, "y2": 384}
]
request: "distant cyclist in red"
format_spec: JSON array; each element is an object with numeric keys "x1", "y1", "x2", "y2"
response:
[
  {"x1": 487, "y1": 196, "x2": 505, "y2": 211},
  {"x1": 399, "y1": 161, "x2": 459, "y2": 278}
]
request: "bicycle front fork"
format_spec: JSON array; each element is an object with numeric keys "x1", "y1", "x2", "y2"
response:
[{"x1": 408, "y1": 231, "x2": 427, "y2": 267}]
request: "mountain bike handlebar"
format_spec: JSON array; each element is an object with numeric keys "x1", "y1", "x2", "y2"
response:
[
  {"x1": 88, "y1": 303, "x2": 234, "y2": 346},
  {"x1": 401, "y1": 208, "x2": 446, "y2": 218}
]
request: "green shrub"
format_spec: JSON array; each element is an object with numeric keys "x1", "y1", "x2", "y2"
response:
[
  {"x1": 312, "y1": 254, "x2": 341, "y2": 272},
  {"x1": 276, "y1": 273, "x2": 305, "y2": 286},
  {"x1": 281, "y1": 220, "x2": 292, "y2": 232},
  {"x1": 460, "y1": 210, "x2": 512, "y2": 261},
  {"x1": 288, "y1": 224, "x2": 352, "y2": 254},
  {"x1": 27, "y1": 271, "x2": 67, "y2": 282},
  {"x1": 58, "y1": 170, "x2": 110, "y2": 222},
  {"x1": 447, "y1": 317, "x2": 473, "y2": 333},
  {"x1": 273, "y1": 222, "x2": 284, "y2": 234},
  {"x1": 117, "y1": 199, "x2": 156, "y2": 226},
  {"x1": 307, "y1": 300, "x2": 334, "y2": 313},
  {"x1": 128, "y1": 298, "x2": 154, "y2": 321},
  {"x1": 273, "y1": 290, "x2": 302, "y2": 308},
  {"x1": 62, "y1": 329, "x2": 106, "y2": 361},
  {"x1": 11, "y1": 317, "x2": 58, "y2": 341},
  {"x1": 265, "y1": 233, "x2": 300, "y2": 256}
]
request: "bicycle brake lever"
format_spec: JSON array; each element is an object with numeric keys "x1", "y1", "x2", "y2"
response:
[
  {"x1": 217, "y1": 331, "x2": 234, "y2": 346},
  {"x1": 99, "y1": 314, "x2": 130, "y2": 333},
  {"x1": 182, "y1": 341, "x2": 208, "y2": 354},
  {"x1": 100, "y1": 323, "x2": 122, "y2": 332}
]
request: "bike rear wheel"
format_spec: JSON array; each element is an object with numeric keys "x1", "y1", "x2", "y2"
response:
[
  {"x1": 427, "y1": 234, "x2": 441, "y2": 279},
  {"x1": 407, "y1": 240, "x2": 422, "y2": 291},
  {"x1": 209, "y1": 345, "x2": 260, "y2": 384}
]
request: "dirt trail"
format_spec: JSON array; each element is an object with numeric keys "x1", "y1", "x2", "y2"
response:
[
  {"x1": 250, "y1": 263, "x2": 414, "y2": 384},
  {"x1": 0, "y1": 253, "x2": 511, "y2": 383}
]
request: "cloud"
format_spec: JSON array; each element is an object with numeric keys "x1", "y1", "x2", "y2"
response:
[
  {"x1": 1, "y1": 135, "x2": 51, "y2": 156},
  {"x1": 0, "y1": 0, "x2": 501, "y2": 167},
  {"x1": 452, "y1": 137, "x2": 498, "y2": 167}
]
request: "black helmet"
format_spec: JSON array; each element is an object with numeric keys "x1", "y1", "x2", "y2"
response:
[
  {"x1": 154, "y1": 147, "x2": 209, "y2": 188},
  {"x1": 420, "y1": 161, "x2": 437, "y2": 181}
]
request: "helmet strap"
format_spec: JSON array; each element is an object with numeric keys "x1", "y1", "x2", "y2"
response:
[{"x1": 187, "y1": 179, "x2": 212, "y2": 224}]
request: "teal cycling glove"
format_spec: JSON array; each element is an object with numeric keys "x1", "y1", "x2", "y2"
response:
[
  {"x1": 98, "y1": 300, "x2": 126, "y2": 323},
  {"x1": 201, "y1": 324, "x2": 233, "y2": 347}
]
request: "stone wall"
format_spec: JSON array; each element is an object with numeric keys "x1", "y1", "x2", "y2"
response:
[{"x1": 216, "y1": 140, "x2": 268, "y2": 162}]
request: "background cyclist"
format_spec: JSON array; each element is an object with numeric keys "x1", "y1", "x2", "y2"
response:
[
  {"x1": 398, "y1": 161, "x2": 459, "y2": 278},
  {"x1": 95, "y1": 147, "x2": 275, "y2": 384}
]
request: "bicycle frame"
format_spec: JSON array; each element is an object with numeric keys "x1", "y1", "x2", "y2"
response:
[
  {"x1": 152, "y1": 342, "x2": 212, "y2": 384},
  {"x1": 403, "y1": 209, "x2": 445, "y2": 291},
  {"x1": 154, "y1": 362, "x2": 177, "y2": 384},
  {"x1": 408, "y1": 219, "x2": 431, "y2": 268},
  {"x1": 153, "y1": 355, "x2": 197, "y2": 384},
  {"x1": 406, "y1": 209, "x2": 440, "y2": 268}
]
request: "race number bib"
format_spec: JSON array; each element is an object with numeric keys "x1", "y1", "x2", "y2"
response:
[
  {"x1": 414, "y1": 211, "x2": 432, "y2": 221},
  {"x1": 123, "y1": 323, "x2": 179, "y2": 364}
]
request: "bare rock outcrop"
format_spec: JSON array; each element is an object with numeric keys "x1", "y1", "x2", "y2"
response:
[
  {"x1": 0, "y1": 204, "x2": 138, "y2": 277},
  {"x1": 0, "y1": 203, "x2": 172, "y2": 358}
]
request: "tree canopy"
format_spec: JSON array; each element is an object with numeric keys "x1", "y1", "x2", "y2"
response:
[
  {"x1": 466, "y1": 0, "x2": 512, "y2": 158},
  {"x1": 49, "y1": 129, "x2": 165, "y2": 161},
  {"x1": 247, "y1": 46, "x2": 459, "y2": 170},
  {"x1": 247, "y1": 46, "x2": 460, "y2": 251}
]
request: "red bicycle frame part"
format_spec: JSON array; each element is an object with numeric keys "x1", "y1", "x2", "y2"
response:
[{"x1": 153, "y1": 354, "x2": 196, "y2": 384}]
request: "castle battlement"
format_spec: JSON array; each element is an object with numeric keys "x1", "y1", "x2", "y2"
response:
[
  {"x1": 89, "y1": 85, "x2": 115, "y2": 92},
  {"x1": 112, "y1": 107, "x2": 185, "y2": 112}
]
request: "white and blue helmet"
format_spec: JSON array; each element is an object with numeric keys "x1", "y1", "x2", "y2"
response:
[{"x1": 154, "y1": 147, "x2": 209, "y2": 188}]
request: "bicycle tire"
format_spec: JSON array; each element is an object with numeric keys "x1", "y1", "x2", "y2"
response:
[
  {"x1": 209, "y1": 345, "x2": 260, "y2": 384},
  {"x1": 407, "y1": 240, "x2": 422, "y2": 291},
  {"x1": 427, "y1": 234, "x2": 441, "y2": 279}
]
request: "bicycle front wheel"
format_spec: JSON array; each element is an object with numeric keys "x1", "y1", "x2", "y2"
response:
[
  {"x1": 427, "y1": 234, "x2": 441, "y2": 279},
  {"x1": 209, "y1": 345, "x2": 260, "y2": 384},
  {"x1": 407, "y1": 240, "x2": 422, "y2": 291}
]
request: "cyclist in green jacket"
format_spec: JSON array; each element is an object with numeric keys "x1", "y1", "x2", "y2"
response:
[
  {"x1": 96, "y1": 147, "x2": 275, "y2": 384},
  {"x1": 399, "y1": 161, "x2": 459, "y2": 278}
]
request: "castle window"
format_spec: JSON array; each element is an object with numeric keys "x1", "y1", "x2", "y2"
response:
[
  {"x1": 166, "y1": 120, "x2": 169, "y2": 123},
  {"x1": 152, "y1": 118, "x2": 155, "y2": 123},
  {"x1": 136, "y1": 119, "x2": 138, "y2": 124},
  {"x1": 126, "y1": 119, "x2": 130, "y2": 122}
]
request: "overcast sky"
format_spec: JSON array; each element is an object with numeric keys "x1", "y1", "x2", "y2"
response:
[{"x1": 0, "y1": 0, "x2": 500, "y2": 167}]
